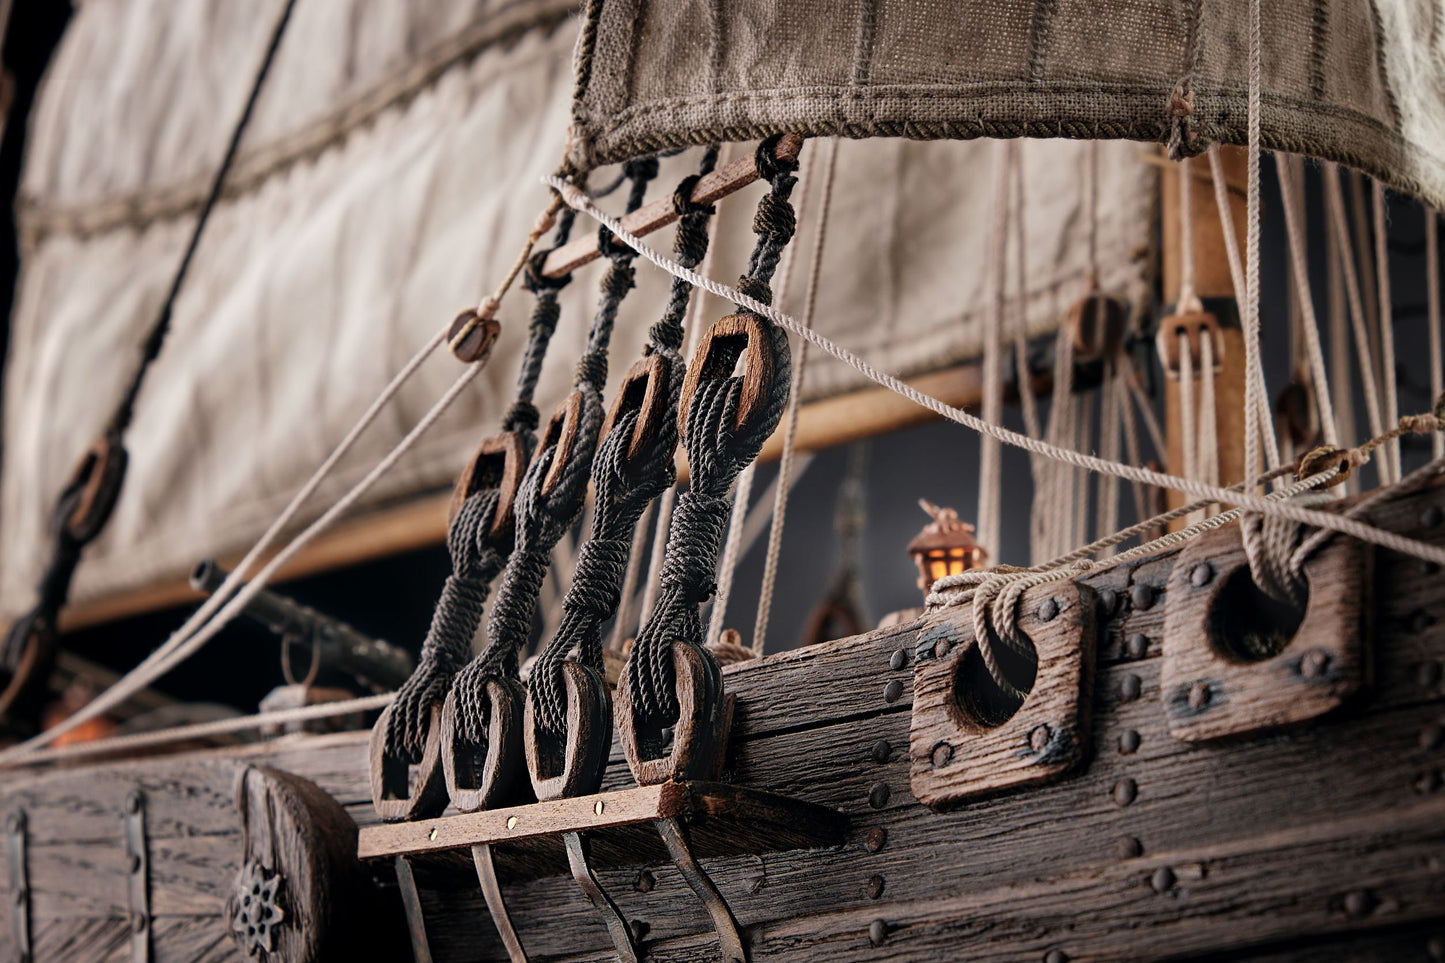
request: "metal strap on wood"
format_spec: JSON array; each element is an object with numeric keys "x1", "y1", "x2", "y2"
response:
[
  {"x1": 6, "y1": 809, "x2": 29, "y2": 963},
  {"x1": 123, "y1": 789, "x2": 150, "y2": 962}
]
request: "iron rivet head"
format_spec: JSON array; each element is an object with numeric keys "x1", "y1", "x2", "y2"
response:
[
  {"x1": 1421, "y1": 723, "x2": 1444, "y2": 751},
  {"x1": 132, "y1": 913, "x2": 148, "y2": 934},
  {"x1": 1423, "y1": 506, "x2": 1444, "y2": 529},
  {"x1": 935, "y1": 638, "x2": 952, "y2": 658},
  {"x1": 1130, "y1": 584, "x2": 1156, "y2": 611},
  {"x1": 889, "y1": 648, "x2": 908, "y2": 671},
  {"x1": 865, "y1": 827, "x2": 888, "y2": 852},
  {"x1": 1028, "y1": 725, "x2": 1051, "y2": 752},
  {"x1": 1413, "y1": 610, "x2": 1438, "y2": 633},
  {"x1": 1119, "y1": 729, "x2": 1142, "y2": 755},
  {"x1": 1038, "y1": 598, "x2": 1060, "y2": 622},
  {"x1": 868, "y1": 782, "x2": 891, "y2": 809},
  {"x1": 1189, "y1": 562, "x2": 1214, "y2": 588},
  {"x1": 869, "y1": 919, "x2": 889, "y2": 946},
  {"x1": 1300, "y1": 649, "x2": 1331, "y2": 679},
  {"x1": 871, "y1": 740, "x2": 892, "y2": 764},
  {"x1": 630, "y1": 919, "x2": 650, "y2": 941},
  {"x1": 1126, "y1": 634, "x2": 1149, "y2": 659},
  {"x1": 1188, "y1": 682, "x2": 1212, "y2": 709},
  {"x1": 1420, "y1": 662, "x2": 1444, "y2": 688},
  {"x1": 883, "y1": 679, "x2": 905, "y2": 703},
  {"x1": 634, "y1": 870, "x2": 655, "y2": 893},
  {"x1": 1344, "y1": 890, "x2": 1376, "y2": 918},
  {"x1": 1113, "y1": 778, "x2": 1138, "y2": 807},
  {"x1": 125, "y1": 791, "x2": 143, "y2": 814},
  {"x1": 1116, "y1": 836, "x2": 1143, "y2": 859},
  {"x1": 128, "y1": 853, "x2": 142, "y2": 874},
  {"x1": 1044, "y1": 950, "x2": 1069, "y2": 963},
  {"x1": 1415, "y1": 770, "x2": 1442, "y2": 794},
  {"x1": 1150, "y1": 867, "x2": 1176, "y2": 893},
  {"x1": 1119, "y1": 674, "x2": 1143, "y2": 703},
  {"x1": 866, "y1": 875, "x2": 885, "y2": 900},
  {"x1": 931, "y1": 742, "x2": 953, "y2": 768},
  {"x1": 1098, "y1": 589, "x2": 1118, "y2": 615}
]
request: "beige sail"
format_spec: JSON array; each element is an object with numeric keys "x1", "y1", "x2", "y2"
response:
[
  {"x1": 573, "y1": 0, "x2": 1445, "y2": 208},
  {"x1": 0, "y1": 0, "x2": 1151, "y2": 621}
]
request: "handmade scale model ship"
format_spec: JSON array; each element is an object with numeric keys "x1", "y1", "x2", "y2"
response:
[{"x1": 2, "y1": 0, "x2": 1445, "y2": 960}]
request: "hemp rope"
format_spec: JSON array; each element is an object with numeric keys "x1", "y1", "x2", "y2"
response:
[
  {"x1": 451, "y1": 158, "x2": 659, "y2": 744},
  {"x1": 978, "y1": 141, "x2": 1010, "y2": 563},
  {"x1": 1326, "y1": 196, "x2": 1359, "y2": 488},
  {"x1": 1276, "y1": 159, "x2": 1340, "y2": 446},
  {"x1": 531, "y1": 147, "x2": 723, "y2": 731},
  {"x1": 627, "y1": 137, "x2": 799, "y2": 721},
  {"x1": 1325, "y1": 165, "x2": 1390, "y2": 472},
  {"x1": 1430, "y1": 211, "x2": 1444, "y2": 461},
  {"x1": 1374, "y1": 182, "x2": 1402, "y2": 482},
  {"x1": 544, "y1": 176, "x2": 1445, "y2": 569},
  {"x1": 754, "y1": 137, "x2": 837, "y2": 656}
]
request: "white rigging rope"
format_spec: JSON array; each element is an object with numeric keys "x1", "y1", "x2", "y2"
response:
[
  {"x1": 1276, "y1": 159, "x2": 1339, "y2": 446},
  {"x1": 753, "y1": 137, "x2": 837, "y2": 656},
  {"x1": 544, "y1": 173, "x2": 1445, "y2": 568},
  {"x1": 1429, "y1": 210, "x2": 1443, "y2": 460},
  {"x1": 1374, "y1": 182, "x2": 1402, "y2": 481},
  {"x1": 978, "y1": 141, "x2": 1010, "y2": 562}
]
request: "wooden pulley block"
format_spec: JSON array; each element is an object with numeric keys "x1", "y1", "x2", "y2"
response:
[
  {"x1": 679, "y1": 313, "x2": 777, "y2": 439},
  {"x1": 909, "y1": 581, "x2": 1097, "y2": 810},
  {"x1": 368, "y1": 703, "x2": 449, "y2": 822},
  {"x1": 524, "y1": 661, "x2": 613, "y2": 801},
  {"x1": 1066, "y1": 294, "x2": 1128, "y2": 362},
  {"x1": 602, "y1": 353, "x2": 677, "y2": 464},
  {"x1": 440, "y1": 676, "x2": 528, "y2": 813},
  {"x1": 534, "y1": 389, "x2": 595, "y2": 499},
  {"x1": 1155, "y1": 311, "x2": 1225, "y2": 378},
  {"x1": 62, "y1": 432, "x2": 129, "y2": 543},
  {"x1": 448, "y1": 430, "x2": 528, "y2": 539},
  {"x1": 1160, "y1": 521, "x2": 1371, "y2": 742},
  {"x1": 1275, "y1": 380, "x2": 1321, "y2": 450},
  {"x1": 617, "y1": 640, "x2": 733, "y2": 786},
  {"x1": 447, "y1": 307, "x2": 501, "y2": 364}
]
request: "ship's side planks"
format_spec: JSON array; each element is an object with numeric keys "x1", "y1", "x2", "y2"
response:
[{"x1": 0, "y1": 477, "x2": 1443, "y2": 961}]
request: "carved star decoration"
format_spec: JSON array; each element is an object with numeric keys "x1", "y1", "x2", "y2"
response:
[{"x1": 230, "y1": 861, "x2": 286, "y2": 955}]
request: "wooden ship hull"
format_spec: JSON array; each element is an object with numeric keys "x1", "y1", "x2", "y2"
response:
[{"x1": 5, "y1": 471, "x2": 1443, "y2": 961}]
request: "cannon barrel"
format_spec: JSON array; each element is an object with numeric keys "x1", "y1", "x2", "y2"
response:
[{"x1": 189, "y1": 559, "x2": 412, "y2": 689}]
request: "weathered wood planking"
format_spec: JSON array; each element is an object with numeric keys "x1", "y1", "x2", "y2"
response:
[{"x1": 2, "y1": 477, "x2": 1444, "y2": 960}]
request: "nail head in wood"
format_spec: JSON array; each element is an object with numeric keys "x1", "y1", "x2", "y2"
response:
[
  {"x1": 869, "y1": 920, "x2": 889, "y2": 946},
  {"x1": 1038, "y1": 598, "x2": 1060, "y2": 622},
  {"x1": 931, "y1": 742, "x2": 953, "y2": 768},
  {"x1": 884, "y1": 679, "x2": 904, "y2": 703},
  {"x1": 1113, "y1": 779, "x2": 1138, "y2": 806},
  {"x1": 870, "y1": 740, "x2": 892, "y2": 764},
  {"x1": 1116, "y1": 836, "x2": 1143, "y2": 859},
  {"x1": 1119, "y1": 729, "x2": 1142, "y2": 754},
  {"x1": 1150, "y1": 867, "x2": 1176, "y2": 893},
  {"x1": 866, "y1": 875, "x2": 885, "y2": 900},
  {"x1": 1189, "y1": 562, "x2": 1214, "y2": 587},
  {"x1": 1126, "y1": 634, "x2": 1149, "y2": 659},
  {"x1": 1130, "y1": 584, "x2": 1156, "y2": 611},
  {"x1": 889, "y1": 649, "x2": 908, "y2": 671},
  {"x1": 868, "y1": 783, "x2": 891, "y2": 809},
  {"x1": 1421, "y1": 723, "x2": 1444, "y2": 751},
  {"x1": 864, "y1": 827, "x2": 887, "y2": 853},
  {"x1": 1044, "y1": 951, "x2": 1069, "y2": 963},
  {"x1": 1120, "y1": 674, "x2": 1143, "y2": 702}
]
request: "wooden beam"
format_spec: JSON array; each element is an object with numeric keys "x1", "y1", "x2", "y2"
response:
[
  {"x1": 540, "y1": 133, "x2": 804, "y2": 279},
  {"x1": 58, "y1": 357, "x2": 1029, "y2": 633}
]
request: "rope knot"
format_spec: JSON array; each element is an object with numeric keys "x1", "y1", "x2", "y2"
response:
[
  {"x1": 735, "y1": 274, "x2": 773, "y2": 306},
  {"x1": 502, "y1": 400, "x2": 540, "y2": 433},
  {"x1": 1296, "y1": 445, "x2": 1353, "y2": 485},
  {"x1": 754, "y1": 135, "x2": 798, "y2": 183}
]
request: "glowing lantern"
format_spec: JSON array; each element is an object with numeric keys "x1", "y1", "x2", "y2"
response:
[{"x1": 907, "y1": 499, "x2": 986, "y2": 596}]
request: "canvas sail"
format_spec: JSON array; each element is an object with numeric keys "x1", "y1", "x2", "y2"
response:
[
  {"x1": 572, "y1": 0, "x2": 1445, "y2": 208},
  {"x1": 0, "y1": 0, "x2": 1152, "y2": 621}
]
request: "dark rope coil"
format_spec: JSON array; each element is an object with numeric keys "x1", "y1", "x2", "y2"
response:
[
  {"x1": 382, "y1": 489, "x2": 506, "y2": 760},
  {"x1": 450, "y1": 158, "x2": 661, "y2": 744},
  {"x1": 628, "y1": 136, "x2": 800, "y2": 722}
]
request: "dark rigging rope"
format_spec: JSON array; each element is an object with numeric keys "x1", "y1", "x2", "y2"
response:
[
  {"x1": 0, "y1": 0, "x2": 300, "y2": 714},
  {"x1": 530, "y1": 146, "x2": 720, "y2": 734},
  {"x1": 627, "y1": 136, "x2": 799, "y2": 723},
  {"x1": 451, "y1": 157, "x2": 660, "y2": 745}
]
